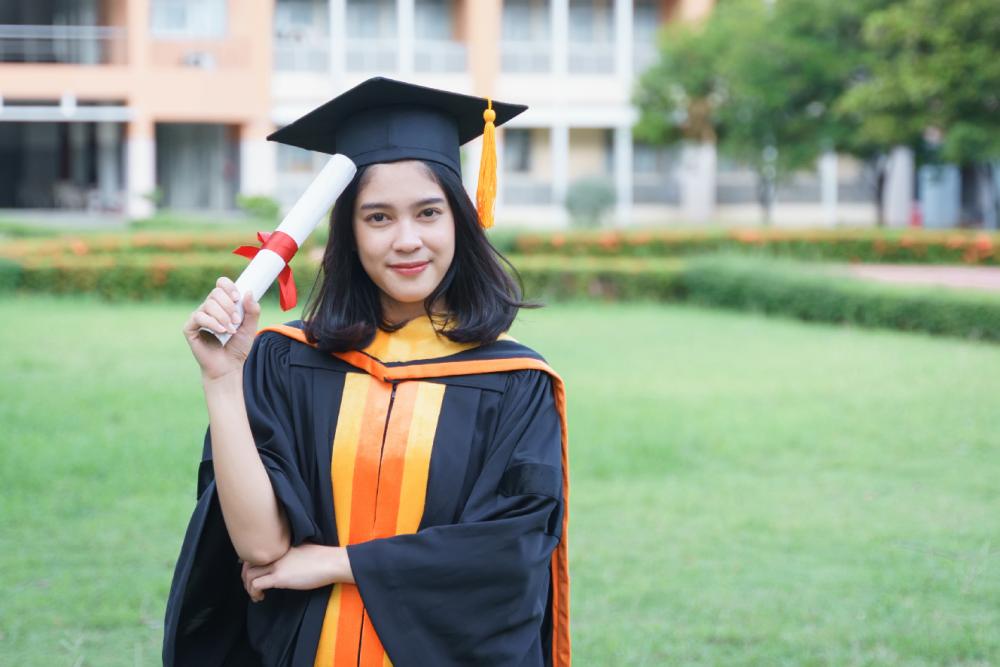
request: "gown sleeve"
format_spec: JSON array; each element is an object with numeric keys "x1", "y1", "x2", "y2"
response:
[
  {"x1": 231, "y1": 330, "x2": 320, "y2": 547},
  {"x1": 162, "y1": 331, "x2": 319, "y2": 666},
  {"x1": 345, "y1": 368, "x2": 565, "y2": 667}
]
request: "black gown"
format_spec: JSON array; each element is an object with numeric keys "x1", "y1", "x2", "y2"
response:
[{"x1": 162, "y1": 316, "x2": 571, "y2": 666}]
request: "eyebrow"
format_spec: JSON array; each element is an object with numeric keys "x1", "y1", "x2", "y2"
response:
[{"x1": 359, "y1": 197, "x2": 446, "y2": 211}]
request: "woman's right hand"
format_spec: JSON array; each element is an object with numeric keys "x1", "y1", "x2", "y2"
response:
[{"x1": 182, "y1": 276, "x2": 262, "y2": 382}]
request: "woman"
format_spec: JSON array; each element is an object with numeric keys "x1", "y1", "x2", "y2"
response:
[{"x1": 165, "y1": 78, "x2": 571, "y2": 667}]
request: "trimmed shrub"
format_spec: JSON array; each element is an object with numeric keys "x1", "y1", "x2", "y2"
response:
[
  {"x1": 514, "y1": 227, "x2": 1000, "y2": 265},
  {"x1": 0, "y1": 257, "x2": 21, "y2": 291},
  {"x1": 677, "y1": 254, "x2": 1000, "y2": 341}
]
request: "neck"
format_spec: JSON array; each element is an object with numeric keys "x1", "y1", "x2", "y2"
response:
[{"x1": 381, "y1": 295, "x2": 446, "y2": 327}]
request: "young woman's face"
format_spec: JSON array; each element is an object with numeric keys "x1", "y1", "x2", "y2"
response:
[{"x1": 352, "y1": 160, "x2": 456, "y2": 322}]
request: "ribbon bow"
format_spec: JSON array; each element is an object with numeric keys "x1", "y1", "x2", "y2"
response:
[{"x1": 232, "y1": 230, "x2": 299, "y2": 311}]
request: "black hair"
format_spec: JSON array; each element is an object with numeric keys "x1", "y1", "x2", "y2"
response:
[{"x1": 301, "y1": 159, "x2": 539, "y2": 353}]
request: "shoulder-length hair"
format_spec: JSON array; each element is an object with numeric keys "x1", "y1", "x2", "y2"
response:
[{"x1": 301, "y1": 159, "x2": 539, "y2": 353}]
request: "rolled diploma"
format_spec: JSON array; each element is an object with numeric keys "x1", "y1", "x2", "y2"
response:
[{"x1": 203, "y1": 153, "x2": 357, "y2": 345}]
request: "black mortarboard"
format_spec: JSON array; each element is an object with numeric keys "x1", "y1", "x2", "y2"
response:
[{"x1": 267, "y1": 77, "x2": 527, "y2": 227}]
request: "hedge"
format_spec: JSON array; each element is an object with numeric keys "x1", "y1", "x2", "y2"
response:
[
  {"x1": 676, "y1": 255, "x2": 1000, "y2": 342},
  {"x1": 0, "y1": 252, "x2": 682, "y2": 304},
  {"x1": 514, "y1": 227, "x2": 1000, "y2": 265},
  {"x1": 3, "y1": 243, "x2": 1000, "y2": 343},
  {"x1": 0, "y1": 230, "x2": 325, "y2": 260},
  {"x1": 8, "y1": 253, "x2": 320, "y2": 304}
]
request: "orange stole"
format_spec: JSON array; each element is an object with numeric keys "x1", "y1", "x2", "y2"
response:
[
  {"x1": 259, "y1": 324, "x2": 572, "y2": 667},
  {"x1": 312, "y1": 373, "x2": 446, "y2": 667}
]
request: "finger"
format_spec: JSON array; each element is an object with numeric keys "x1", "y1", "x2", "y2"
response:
[
  {"x1": 243, "y1": 291, "x2": 260, "y2": 316},
  {"x1": 216, "y1": 276, "x2": 240, "y2": 300},
  {"x1": 209, "y1": 286, "x2": 239, "y2": 316},
  {"x1": 182, "y1": 311, "x2": 199, "y2": 336},
  {"x1": 250, "y1": 574, "x2": 277, "y2": 597},
  {"x1": 193, "y1": 310, "x2": 229, "y2": 335},
  {"x1": 202, "y1": 300, "x2": 237, "y2": 332}
]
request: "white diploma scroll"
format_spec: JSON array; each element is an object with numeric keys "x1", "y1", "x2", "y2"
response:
[{"x1": 202, "y1": 154, "x2": 357, "y2": 345}]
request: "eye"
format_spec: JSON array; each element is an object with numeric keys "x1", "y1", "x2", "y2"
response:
[
  {"x1": 365, "y1": 212, "x2": 388, "y2": 223},
  {"x1": 419, "y1": 208, "x2": 442, "y2": 218}
]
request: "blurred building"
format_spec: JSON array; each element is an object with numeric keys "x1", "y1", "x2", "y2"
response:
[{"x1": 0, "y1": 0, "x2": 912, "y2": 227}]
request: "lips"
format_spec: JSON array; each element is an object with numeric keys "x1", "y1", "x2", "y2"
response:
[{"x1": 389, "y1": 260, "x2": 430, "y2": 275}]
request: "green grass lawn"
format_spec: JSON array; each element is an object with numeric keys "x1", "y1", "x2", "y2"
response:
[{"x1": 1, "y1": 295, "x2": 998, "y2": 666}]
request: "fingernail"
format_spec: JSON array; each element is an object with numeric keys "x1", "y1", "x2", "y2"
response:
[{"x1": 229, "y1": 323, "x2": 238, "y2": 333}]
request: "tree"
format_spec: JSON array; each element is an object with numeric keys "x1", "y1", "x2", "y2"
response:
[
  {"x1": 635, "y1": 0, "x2": 901, "y2": 224},
  {"x1": 839, "y1": 0, "x2": 1000, "y2": 226},
  {"x1": 633, "y1": 17, "x2": 727, "y2": 147}
]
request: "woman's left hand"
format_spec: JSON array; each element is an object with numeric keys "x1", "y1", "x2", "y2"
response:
[{"x1": 241, "y1": 543, "x2": 355, "y2": 602}]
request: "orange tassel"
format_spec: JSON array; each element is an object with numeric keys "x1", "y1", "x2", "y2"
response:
[{"x1": 476, "y1": 99, "x2": 497, "y2": 229}]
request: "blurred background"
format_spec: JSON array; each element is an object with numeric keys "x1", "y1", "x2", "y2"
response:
[{"x1": 2, "y1": 1, "x2": 999, "y2": 665}]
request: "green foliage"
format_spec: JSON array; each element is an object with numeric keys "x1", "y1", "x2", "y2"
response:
[
  {"x1": 0, "y1": 257, "x2": 21, "y2": 291},
  {"x1": 513, "y1": 255, "x2": 684, "y2": 302},
  {"x1": 513, "y1": 227, "x2": 1000, "y2": 265},
  {"x1": 6, "y1": 228, "x2": 1000, "y2": 343},
  {"x1": 143, "y1": 186, "x2": 164, "y2": 208},
  {"x1": 839, "y1": 0, "x2": 1000, "y2": 164},
  {"x1": 11, "y1": 253, "x2": 320, "y2": 304},
  {"x1": 633, "y1": 0, "x2": 1000, "y2": 221},
  {"x1": 565, "y1": 177, "x2": 616, "y2": 228},
  {"x1": 634, "y1": 20, "x2": 728, "y2": 145},
  {"x1": 679, "y1": 254, "x2": 1000, "y2": 341},
  {"x1": 236, "y1": 194, "x2": 282, "y2": 222}
]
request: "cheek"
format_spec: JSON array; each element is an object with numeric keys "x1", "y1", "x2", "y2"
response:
[
  {"x1": 429, "y1": 219, "x2": 456, "y2": 259},
  {"x1": 353, "y1": 226, "x2": 384, "y2": 263}
]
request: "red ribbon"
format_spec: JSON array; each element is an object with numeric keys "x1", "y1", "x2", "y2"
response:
[{"x1": 232, "y1": 230, "x2": 300, "y2": 311}]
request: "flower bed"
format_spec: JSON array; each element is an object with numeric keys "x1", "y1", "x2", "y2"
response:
[{"x1": 513, "y1": 227, "x2": 1000, "y2": 265}]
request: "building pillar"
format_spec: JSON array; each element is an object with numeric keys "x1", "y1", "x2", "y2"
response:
[
  {"x1": 551, "y1": 124, "x2": 569, "y2": 211},
  {"x1": 614, "y1": 124, "x2": 633, "y2": 226},
  {"x1": 465, "y1": 0, "x2": 501, "y2": 96},
  {"x1": 126, "y1": 116, "x2": 155, "y2": 218},
  {"x1": 819, "y1": 149, "x2": 838, "y2": 227},
  {"x1": 679, "y1": 141, "x2": 716, "y2": 223},
  {"x1": 97, "y1": 121, "x2": 121, "y2": 211},
  {"x1": 614, "y1": 0, "x2": 633, "y2": 80},
  {"x1": 126, "y1": 0, "x2": 148, "y2": 69},
  {"x1": 329, "y1": 0, "x2": 347, "y2": 90},
  {"x1": 883, "y1": 145, "x2": 914, "y2": 227},
  {"x1": 240, "y1": 119, "x2": 277, "y2": 198},
  {"x1": 397, "y1": 0, "x2": 415, "y2": 75},
  {"x1": 551, "y1": 0, "x2": 568, "y2": 76}
]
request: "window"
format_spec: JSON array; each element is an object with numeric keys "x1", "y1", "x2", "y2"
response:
[
  {"x1": 502, "y1": 0, "x2": 549, "y2": 41},
  {"x1": 347, "y1": 0, "x2": 396, "y2": 39},
  {"x1": 569, "y1": 0, "x2": 612, "y2": 43},
  {"x1": 505, "y1": 129, "x2": 532, "y2": 173},
  {"x1": 150, "y1": 0, "x2": 227, "y2": 39},
  {"x1": 416, "y1": 0, "x2": 453, "y2": 40}
]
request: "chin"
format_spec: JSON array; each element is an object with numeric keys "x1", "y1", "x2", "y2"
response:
[{"x1": 382, "y1": 284, "x2": 434, "y2": 306}]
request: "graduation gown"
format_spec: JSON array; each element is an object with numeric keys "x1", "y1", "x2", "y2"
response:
[{"x1": 162, "y1": 315, "x2": 571, "y2": 666}]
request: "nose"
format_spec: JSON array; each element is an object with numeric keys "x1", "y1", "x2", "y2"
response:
[{"x1": 392, "y1": 216, "x2": 423, "y2": 253}]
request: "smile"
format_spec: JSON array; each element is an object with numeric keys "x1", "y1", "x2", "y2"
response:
[{"x1": 390, "y1": 261, "x2": 430, "y2": 275}]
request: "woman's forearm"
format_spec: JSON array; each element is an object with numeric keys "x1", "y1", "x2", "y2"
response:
[{"x1": 203, "y1": 371, "x2": 291, "y2": 565}]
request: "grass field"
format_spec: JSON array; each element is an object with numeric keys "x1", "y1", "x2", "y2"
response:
[{"x1": 1, "y1": 294, "x2": 998, "y2": 666}]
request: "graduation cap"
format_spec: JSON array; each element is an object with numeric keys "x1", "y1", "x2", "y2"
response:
[{"x1": 267, "y1": 76, "x2": 528, "y2": 229}]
